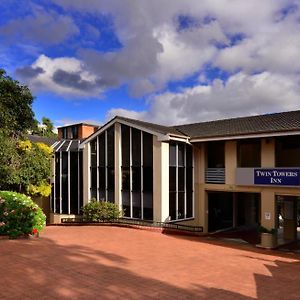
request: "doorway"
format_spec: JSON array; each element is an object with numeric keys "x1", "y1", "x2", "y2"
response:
[{"x1": 276, "y1": 195, "x2": 300, "y2": 242}]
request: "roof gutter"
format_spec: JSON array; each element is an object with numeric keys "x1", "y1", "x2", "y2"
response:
[{"x1": 190, "y1": 130, "x2": 300, "y2": 143}]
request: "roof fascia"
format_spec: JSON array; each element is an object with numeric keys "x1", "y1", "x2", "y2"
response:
[
  {"x1": 80, "y1": 117, "x2": 170, "y2": 148},
  {"x1": 190, "y1": 130, "x2": 300, "y2": 143}
]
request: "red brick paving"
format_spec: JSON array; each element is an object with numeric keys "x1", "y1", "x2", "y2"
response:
[{"x1": 0, "y1": 226, "x2": 299, "y2": 299}]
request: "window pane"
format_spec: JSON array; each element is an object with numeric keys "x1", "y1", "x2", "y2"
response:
[
  {"x1": 121, "y1": 125, "x2": 130, "y2": 167},
  {"x1": 178, "y1": 192, "x2": 185, "y2": 219},
  {"x1": 90, "y1": 139, "x2": 97, "y2": 167},
  {"x1": 62, "y1": 152, "x2": 68, "y2": 214},
  {"x1": 169, "y1": 167, "x2": 176, "y2": 192},
  {"x1": 55, "y1": 153, "x2": 60, "y2": 213},
  {"x1": 70, "y1": 152, "x2": 78, "y2": 214},
  {"x1": 99, "y1": 134, "x2": 105, "y2": 166},
  {"x1": 186, "y1": 167, "x2": 193, "y2": 192},
  {"x1": 122, "y1": 191, "x2": 130, "y2": 217},
  {"x1": 132, "y1": 167, "x2": 141, "y2": 191},
  {"x1": 79, "y1": 152, "x2": 83, "y2": 211},
  {"x1": 143, "y1": 192, "x2": 153, "y2": 220},
  {"x1": 169, "y1": 192, "x2": 176, "y2": 220},
  {"x1": 178, "y1": 167, "x2": 184, "y2": 191},
  {"x1": 207, "y1": 142, "x2": 225, "y2": 168},
  {"x1": 91, "y1": 167, "x2": 97, "y2": 197},
  {"x1": 99, "y1": 190, "x2": 106, "y2": 202},
  {"x1": 122, "y1": 167, "x2": 130, "y2": 190},
  {"x1": 238, "y1": 140, "x2": 261, "y2": 167},
  {"x1": 186, "y1": 191, "x2": 193, "y2": 218},
  {"x1": 178, "y1": 144, "x2": 185, "y2": 167},
  {"x1": 186, "y1": 145, "x2": 193, "y2": 167},
  {"x1": 107, "y1": 190, "x2": 114, "y2": 203},
  {"x1": 143, "y1": 167, "x2": 153, "y2": 192},
  {"x1": 132, "y1": 192, "x2": 141, "y2": 218},
  {"x1": 132, "y1": 128, "x2": 141, "y2": 166},
  {"x1": 107, "y1": 167, "x2": 114, "y2": 190},
  {"x1": 107, "y1": 127, "x2": 114, "y2": 167},
  {"x1": 169, "y1": 143, "x2": 176, "y2": 166},
  {"x1": 143, "y1": 132, "x2": 153, "y2": 167},
  {"x1": 99, "y1": 167, "x2": 105, "y2": 190}
]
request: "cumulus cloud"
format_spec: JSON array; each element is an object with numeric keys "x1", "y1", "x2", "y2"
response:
[
  {"x1": 107, "y1": 72, "x2": 300, "y2": 125},
  {"x1": 10, "y1": 0, "x2": 300, "y2": 120},
  {"x1": 15, "y1": 54, "x2": 105, "y2": 97},
  {"x1": 0, "y1": 5, "x2": 79, "y2": 45}
]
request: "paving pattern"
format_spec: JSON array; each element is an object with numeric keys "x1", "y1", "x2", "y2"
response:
[{"x1": 0, "y1": 226, "x2": 299, "y2": 299}]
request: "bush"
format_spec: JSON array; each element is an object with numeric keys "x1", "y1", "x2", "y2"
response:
[
  {"x1": 0, "y1": 191, "x2": 46, "y2": 238},
  {"x1": 82, "y1": 199, "x2": 122, "y2": 222},
  {"x1": 258, "y1": 225, "x2": 277, "y2": 235}
]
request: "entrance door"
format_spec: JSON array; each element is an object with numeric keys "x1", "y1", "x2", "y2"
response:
[
  {"x1": 208, "y1": 192, "x2": 233, "y2": 232},
  {"x1": 276, "y1": 195, "x2": 299, "y2": 241}
]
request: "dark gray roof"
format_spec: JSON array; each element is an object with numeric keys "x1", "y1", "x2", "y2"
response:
[
  {"x1": 53, "y1": 140, "x2": 82, "y2": 152},
  {"x1": 173, "y1": 110, "x2": 300, "y2": 139},
  {"x1": 116, "y1": 116, "x2": 187, "y2": 137},
  {"x1": 26, "y1": 134, "x2": 58, "y2": 146}
]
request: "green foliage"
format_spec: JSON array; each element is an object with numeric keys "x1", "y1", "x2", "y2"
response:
[
  {"x1": 82, "y1": 199, "x2": 123, "y2": 222},
  {"x1": 0, "y1": 69, "x2": 35, "y2": 134},
  {"x1": 258, "y1": 226, "x2": 277, "y2": 234},
  {"x1": 0, "y1": 137, "x2": 52, "y2": 196},
  {"x1": 0, "y1": 191, "x2": 46, "y2": 238}
]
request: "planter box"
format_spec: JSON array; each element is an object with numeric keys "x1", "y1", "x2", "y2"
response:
[{"x1": 260, "y1": 233, "x2": 277, "y2": 249}]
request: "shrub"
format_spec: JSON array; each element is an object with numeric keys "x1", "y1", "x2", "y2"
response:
[
  {"x1": 0, "y1": 191, "x2": 46, "y2": 238},
  {"x1": 82, "y1": 199, "x2": 122, "y2": 222},
  {"x1": 258, "y1": 225, "x2": 277, "y2": 235}
]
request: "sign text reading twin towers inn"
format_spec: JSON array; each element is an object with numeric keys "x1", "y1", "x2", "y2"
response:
[{"x1": 254, "y1": 169, "x2": 300, "y2": 186}]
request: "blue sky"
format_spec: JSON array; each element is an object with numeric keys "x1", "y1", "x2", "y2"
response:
[{"x1": 1, "y1": 0, "x2": 300, "y2": 127}]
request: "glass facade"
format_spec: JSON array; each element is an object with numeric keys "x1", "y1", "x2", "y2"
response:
[
  {"x1": 53, "y1": 149, "x2": 83, "y2": 215},
  {"x1": 169, "y1": 142, "x2": 193, "y2": 221},
  {"x1": 121, "y1": 125, "x2": 153, "y2": 220},
  {"x1": 89, "y1": 125, "x2": 115, "y2": 202}
]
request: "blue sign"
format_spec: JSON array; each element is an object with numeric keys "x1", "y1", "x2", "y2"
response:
[{"x1": 254, "y1": 169, "x2": 300, "y2": 186}]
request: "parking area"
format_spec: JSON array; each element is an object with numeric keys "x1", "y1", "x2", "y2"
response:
[{"x1": 0, "y1": 226, "x2": 299, "y2": 299}]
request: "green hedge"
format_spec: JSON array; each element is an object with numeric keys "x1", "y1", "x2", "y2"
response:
[
  {"x1": 82, "y1": 199, "x2": 122, "y2": 222},
  {"x1": 0, "y1": 191, "x2": 46, "y2": 238}
]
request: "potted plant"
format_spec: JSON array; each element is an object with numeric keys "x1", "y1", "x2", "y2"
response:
[{"x1": 259, "y1": 226, "x2": 278, "y2": 249}]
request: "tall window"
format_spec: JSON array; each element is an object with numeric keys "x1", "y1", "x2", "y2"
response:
[
  {"x1": 90, "y1": 139, "x2": 97, "y2": 199},
  {"x1": 276, "y1": 136, "x2": 300, "y2": 167},
  {"x1": 237, "y1": 139, "x2": 261, "y2": 167},
  {"x1": 53, "y1": 146, "x2": 83, "y2": 215},
  {"x1": 121, "y1": 125, "x2": 153, "y2": 220},
  {"x1": 169, "y1": 142, "x2": 193, "y2": 221},
  {"x1": 89, "y1": 126, "x2": 115, "y2": 202}
]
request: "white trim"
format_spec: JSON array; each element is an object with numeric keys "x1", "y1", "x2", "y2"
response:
[
  {"x1": 176, "y1": 144, "x2": 178, "y2": 219},
  {"x1": 184, "y1": 144, "x2": 187, "y2": 218},
  {"x1": 96, "y1": 136, "x2": 99, "y2": 201},
  {"x1": 59, "y1": 151, "x2": 62, "y2": 214},
  {"x1": 51, "y1": 141, "x2": 59, "y2": 148},
  {"x1": 66, "y1": 140, "x2": 72, "y2": 152},
  {"x1": 79, "y1": 117, "x2": 188, "y2": 147},
  {"x1": 190, "y1": 130, "x2": 300, "y2": 143},
  {"x1": 167, "y1": 135, "x2": 190, "y2": 144},
  {"x1": 141, "y1": 131, "x2": 144, "y2": 220},
  {"x1": 167, "y1": 217, "x2": 195, "y2": 223},
  {"x1": 77, "y1": 152, "x2": 80, "y2": 214},
  {"x1": 129, "y1": 127, "x2": 133, "y2": 218},
  {"x1": 68, "y1": 151, "x2": 70, "y2": 214},
  {"x1": 56, "y1": 140, "x2": 66, "y2": 152},
  {"x1": 53, "y1": 154, "x2": 56, "y2": 213},
  {"x1": 105, "y1": 130, "x2": 108, "y2": 202}
]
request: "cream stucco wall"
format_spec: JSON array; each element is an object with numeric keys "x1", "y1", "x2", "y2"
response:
[{"x1": 153, "y1": 137, "x2": 169, "y2": 222}]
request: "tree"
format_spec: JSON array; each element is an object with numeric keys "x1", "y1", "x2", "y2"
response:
[
  {"x1": 0, "y1": 69, "x2": 36, "y2": 134},
  {"x1": 0, "y1": 69, "x2": 52, "y2": 197},
  {"x1": 41, "y1": 117, "x2": 56, "y2": 137}
]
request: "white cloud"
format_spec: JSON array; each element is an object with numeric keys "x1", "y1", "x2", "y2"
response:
[{"x1": 107, "y1": 72, "x2": 300, "y2": 125}]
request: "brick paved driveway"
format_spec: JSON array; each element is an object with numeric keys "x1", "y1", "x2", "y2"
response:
[{"x1": 0, "y1": 226, "x2": 299, "y2": 299}]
